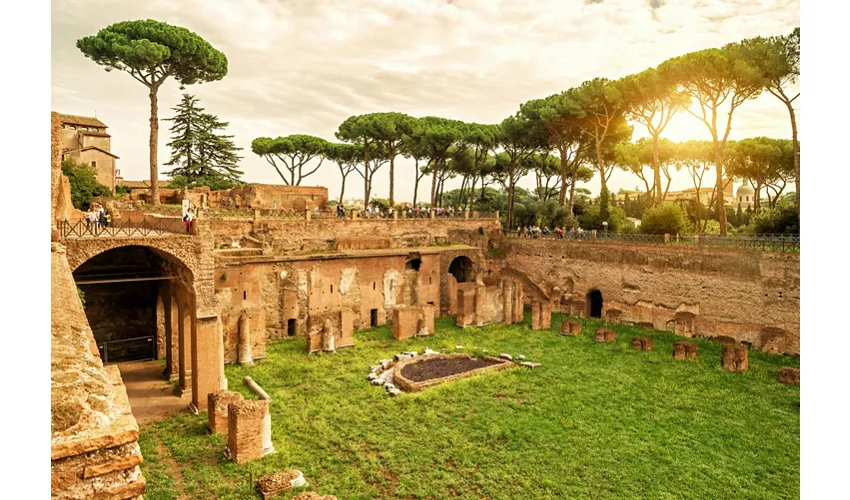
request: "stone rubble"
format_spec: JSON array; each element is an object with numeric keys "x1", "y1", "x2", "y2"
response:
[
  {"x1": 519, "y1": 362, "x2": 542, "y2": 369},
  {"x1": 499, "y1": 353, "x2": 513, "y2": 361}
]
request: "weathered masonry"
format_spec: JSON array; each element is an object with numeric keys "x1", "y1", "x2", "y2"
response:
[{"x1": 499, "y1": 238, "x2": 800, "y2": 354}]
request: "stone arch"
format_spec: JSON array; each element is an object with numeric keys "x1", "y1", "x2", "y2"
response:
[
  {"x1": 405, "y1": 252, "x2": 423, "y2": 271},
  {"x1": 448, "y1": 256, "x2": 475, "y2": 283},
  {"x1": 586, "y1": 289, "x2": 603, "y2": 318},
  {"x1": 498, "y1": 267, "x2": 550, "y2": 302}
]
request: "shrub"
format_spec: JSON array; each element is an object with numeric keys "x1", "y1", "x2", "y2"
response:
[
  {"x1": 745, "y1": 202, "x2": 799, "y2": 234},
  {"x1": 61, "y1": 159, "x2": 112, "y2": 210},
  {"x1": 641, "y1": 203, "x2": 687, "y2": 235},
  {"x1": 579, "y1": 204, "x2": 628, "y2": 232}
]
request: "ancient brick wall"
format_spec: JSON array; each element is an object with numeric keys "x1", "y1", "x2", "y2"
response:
[
  {"x1": 214, "y1": 248, "x2": 460, "y2": 360},
  {"x1": 51, "y1": 243, "x2": 145, "y2": 498},
  {"x1": 502, "y1": 239, "x2": 800, "y2": 354},
  {"x1": 209, "y1": 218, "x2": 500, "y2": 254}
]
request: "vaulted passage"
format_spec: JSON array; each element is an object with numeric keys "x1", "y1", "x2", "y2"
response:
[
  {"x1": 587, "y1": 289, "x2": 603, "y2": 319},
  {"x1": 448, "y1": 256, "x2": 474, "y2": 283}
]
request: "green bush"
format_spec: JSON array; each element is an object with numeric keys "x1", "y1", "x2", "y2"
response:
[
  {"x1": 641, "y1": 203, "x2": 687, "y2": 235},
  {"x1": 579, "y1": 203, "x2": 628, "y2": 232},
  {"x1": 61, "y1": 159, "x2": 112, "y2": 210},
  {"x1": 745, "y1": 202, "x2": 799, "y2": 234}
]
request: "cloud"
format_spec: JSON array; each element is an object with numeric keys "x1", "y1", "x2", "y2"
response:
[{"x1": 52, "y1": 0, "x2": 800, "y2": 200}]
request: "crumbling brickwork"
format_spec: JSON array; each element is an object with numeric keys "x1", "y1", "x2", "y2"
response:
[
  {"x1": 503, "y1": 239, "x2": 800, "y2": 354},
  {"x1": 208, "y1": 390, "x2": 245, "y2": 435},
  {"x1": 228, "y1": 400, "x2": 268, "y2": 464},
  {"x1": 51, "y1": 244, "x2": 145, "y2": 499}
]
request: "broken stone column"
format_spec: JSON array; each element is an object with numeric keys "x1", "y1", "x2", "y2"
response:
[
  {"x1": 208, "y1": 390, "x2": 244, "y2": 435},
  {"x1": 503, "y1": 282, "x2": 514, "y2": 325},
  {"x1": 238, "y1": 311, "x2": 253, "y2": 366},
  {"x1": 721, "y1": 345, "x2": 749, "y2": 372},
  {"x1": 540, "y1": 302, "x2": 552, "y2": 329},
  {"x1": 673, "y1": 341, "x2": 698, "y2": 360},
  {"x1": 227, "y1": 400, "x2": 267, "y2": 464},
  {"x1": 513, "y1": 284, "x2": 524, "y2": 323},
  {"x1": 776, "y1": 367, "x2": 800, "y2": 386},
  {"x1": 531, "y1": 302, "x2": 541, "y2": 330},
  {"x1": 456, "y1": 288, "x2": 476, "y2": 328},
  {"x1": 393, "y1": 307, "x2": 420, "y2": 340},
  {"x1": 630, "y1": 337, "x2": 655, "y2": 351},
  {"x1": 594, "y1": 328, "x2": 616, "y2": 343},
  {"x1": 322, "y1": 318, "x2": 335, "y2": 352}
]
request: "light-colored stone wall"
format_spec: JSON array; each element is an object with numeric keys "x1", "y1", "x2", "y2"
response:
[
  {"x1": 51, "y1": 243, "x2": 146, "y2": 498},
  {"x1": 502, "y1": 238, "x2": 800, "y2": 354}
]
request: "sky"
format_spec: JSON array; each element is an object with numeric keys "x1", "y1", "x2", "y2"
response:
[{"x1": 51, "y1": 0, "x2": 800, "y2": 202}]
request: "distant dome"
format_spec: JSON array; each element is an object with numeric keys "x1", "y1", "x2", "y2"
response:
[{"x1": 737, "y1": 184, "x2": 754, "y2": 196}]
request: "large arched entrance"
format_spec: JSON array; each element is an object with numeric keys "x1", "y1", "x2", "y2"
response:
[
  {"x1": 72, "y1": 245, "x2": 200, "y2": 421},
  {"x1": 586, "y1": 289, "x2": 603, "y2": 318},
  {"x1": 448, "y1": 256, "x2": 474, "y2": 283}
]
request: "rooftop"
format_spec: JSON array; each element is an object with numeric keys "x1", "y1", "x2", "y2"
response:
[{"x1": 55, "y1": 113, "x2": 107, "y2": 129}]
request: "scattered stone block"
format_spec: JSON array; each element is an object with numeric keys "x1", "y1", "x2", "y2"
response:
[
  {"x1": 208, "y1": 390, "x2": 245, "y2": 435},
  {"x1": 594, "y1": 328, "x2": 616, "y2": 343},
  {"x1": 454, "y1": 345, "x2": 465, "y2": 350},
  {"x1": 380, "y1": 359, "x2": 393, "y2": 370},
  {"x1": 387, "y1": 387, "x2": 402, "y2": 397},
  {"x1": 227, "y1": 400, "x2": 268, "y2": 464},
  {"x1": 630, "y1": 337, "x2": 654, "y2": 351},
  {"x1": 517, "y1": 355, "x2": 526, "y2": 360},
  {"x1": 673, "y1": 341, "x2": 698, "y2": 360},
  {"x1": 256, "y1": 470, "x2": 307, "y2": 500},
  {"x1": 721, "y1": 345, "x2": 749, "y2": 372},
  {"x1": 367, "y1": 372, "x2": 377, "y2": 381},
  {"x1": 499, "y1": 353, "x2": 513, "y2": 361},
  {"x1": 423, "y1": 348, "x2": 439, "y2": 355},
  {"x1": 519, "y1": 362, "x2": 542, "y2": 369},
  {"x1": 370, "y1": 378, "x2": 385, "y2": 386},
  {"x1": 776, "y1": 367, "x2": 800, "y2": 386}
]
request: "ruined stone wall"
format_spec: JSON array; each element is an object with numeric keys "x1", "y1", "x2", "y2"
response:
[
  {"x1": 210, "y1": 218, "x2": 500, "y2": 254},
  {"x1": 502, "y1": 239, "x2": 800, "y2": 354},
  {"x1": 214, "y1": 250, "x2": 449, "y2": 361},
  {"x1": 51, "y1": 243, "x2": 145, "y2": 498}
]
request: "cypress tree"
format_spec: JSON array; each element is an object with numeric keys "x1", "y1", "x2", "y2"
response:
[{"x1": 164, "y1": 94, "x2": 243, "y2": 189}]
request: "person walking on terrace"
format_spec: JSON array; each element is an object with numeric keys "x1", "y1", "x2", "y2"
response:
[{"x1": 183, "y1": 209, "x2": 195, "y2": 234}]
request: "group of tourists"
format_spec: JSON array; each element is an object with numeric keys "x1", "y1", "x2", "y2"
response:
[
  {"x1": 515, "y1": 225, "x2": 584, "y2": 239},
  {"x1": 335, "y1": 203, "x2": 346, "y2": 219},
  {"x1": 84, "y1": 204, "x2": 111, "y2": 234}
]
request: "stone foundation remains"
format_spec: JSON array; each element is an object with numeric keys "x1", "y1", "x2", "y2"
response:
[
  {"x1": 673, "y1": 341, "x2": 699, "y2": 360},
  {"x1": 721, "y1": 345, "x2": 749, "y2": 372},
  {"x1": 208, "y1": 390, "x2": 245, "y2": 435},
  {"x1": 776, "y1": 367, "x2": 800, "y2": 386},
  {"x1": 227, "y1": 400, "x2": 269, "y2": 464},
  {"x1": 630, "y1": 337, "x2": 655, "y2": 351},
  {"x1": 594, "y1": 328, "x2": 616, "y2": 343}
]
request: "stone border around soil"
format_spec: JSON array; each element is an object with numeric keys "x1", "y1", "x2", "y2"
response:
[{"x1": 393, "y1": 353, "x2": 515, "y2": 392}]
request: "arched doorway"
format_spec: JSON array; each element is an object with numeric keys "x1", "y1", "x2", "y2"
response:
[
  {"x1": 405, "y1": 255, "x2": 422, "y2": 271},
  {"x1": 586, "y1": 289, "x2": 603, "y2": 318},
  {"x1": 448, "y1": 256, "x2": 474, "y2": 283}
]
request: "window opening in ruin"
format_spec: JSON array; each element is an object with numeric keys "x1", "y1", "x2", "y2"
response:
[
  {"x1": 243, "y1": 291, "x2": 247, "y2": 300},
  {"x1": 373, "y1": 282, "x2": 376, "y2": 290},
  {"x1": 429, "y1": 277, "x2": 432, "y2": 284},
  {"x1": 287, "y1": 318, "x2": 296, "y2": 337},
  {"x1": 448, "y1": 256, "x2": 474, "y2": 283},
  {"x1": 405, "y1": 258, "x2": 422, "y2": 271},
  {"x1": 370, "y1": 308, "x2": 378, "y2": 327},
  {"x1": 330, "y1": 284, "x2": 333, "y2": 293},
  {"x1": 587, "y1": 289, "x2": 603, "y2": 318},
  {"x1": 91, "y1": 161, "x2": 97, "y2": 168}
]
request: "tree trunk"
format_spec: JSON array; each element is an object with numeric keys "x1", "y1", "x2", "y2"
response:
[
  {"x1": 339, "y1": 174, "x2": 346, "y2": 202},
  {"x1": 506, "y1": 183, "x2": 515, "y2": 229},
  {"x1": 559, "y1": 146, "x2": 568, "y2": 208},
  {"x1": 713, "y1": 142, "x2": 728, "y2": 236},
  {"x1": 652, "y1": 135, "x2": 662, "y2": 207},
  {"x1": 389, "y1": 148, "x2": 395, "y2": 207},
  {"x1": 430, "y1": 168, "x2": 438, "y2": 208},
  {"x1": 149, "y1": 88, "x2": 160, "y2": 205},
  {"x1": 412, "y1": 159, "x2": 420, "y2": 206},
  {"x1": 787, "y1": 102, "x2": 799, "y2": 214},
  {"x1": 568, "y1": 167, "x2": 577, "y2": 218}
]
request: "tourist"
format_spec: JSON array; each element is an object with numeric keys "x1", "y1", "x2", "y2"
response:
[
  {"x1": 99, "y1": 209, "x2": 108, "y2": 229},
  {"x1": 516, "y1": 226, "x2": 521, "y2": 237},
  {"x1": 84, "y1": 208, "x2": 94, "y2": 234},
  {"x1": 184, "y1": 209, "x2": 194, "y2": 233}
]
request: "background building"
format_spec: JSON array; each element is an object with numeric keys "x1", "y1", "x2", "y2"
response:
[{"x1": 56, "y1": 113, "x2": 119, "y2": 193}]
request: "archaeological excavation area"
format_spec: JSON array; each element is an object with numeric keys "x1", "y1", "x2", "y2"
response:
[{"x1": 50, "y1": 124, "x2": 800, "y2": 500}]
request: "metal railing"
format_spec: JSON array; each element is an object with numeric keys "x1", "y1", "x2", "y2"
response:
[
  {"x1": 60, "y1": 217, "x2": 189, "y2": 238},
  {"x1": 506, "y1": 231, "x2": 799, "y2": 252},
  {"x1": 96, "y1": 335, "x2": 155, "y2": 364}
]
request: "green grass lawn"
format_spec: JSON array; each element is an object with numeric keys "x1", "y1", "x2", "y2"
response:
[{"x1": 139, "y1": 313, "x2": 800, "y2": 500}]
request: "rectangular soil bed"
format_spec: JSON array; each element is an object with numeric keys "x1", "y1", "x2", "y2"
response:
[{"x1": 393, "y1": 353, "x2": 514, "y2": 392}]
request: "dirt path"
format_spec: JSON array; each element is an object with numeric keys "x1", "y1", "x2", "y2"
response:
[{"x1": 117, "y1": 360, "x2": 191, "y2": 424}]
